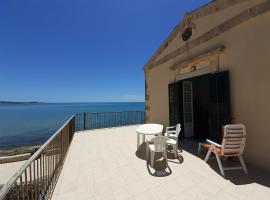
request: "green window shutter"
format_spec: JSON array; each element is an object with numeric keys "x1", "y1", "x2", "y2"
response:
[
  {"x1": 168, "y1": 82, "x2": 184, "y2": 130},
  {"x1": 168, "y1": 82, "x2": 180, "y2": 126},
  {"x1": 209, "y1": 71, "x2": 231, "y2": 143},
  {"x1": 217, "y1": 71, "x2": 231, "y2": 128}
]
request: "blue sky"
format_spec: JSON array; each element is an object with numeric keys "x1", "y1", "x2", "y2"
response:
[{"x1": 0, "y1": 0, "x2": 210, "y2": 102}]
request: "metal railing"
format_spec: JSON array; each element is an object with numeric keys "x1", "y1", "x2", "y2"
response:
[
  {"x1": 75, "y1": 111, "x2": 145, "y2": 131},
  {"x1": 0, "y1": 111, "x2": 145, "y2": 200},
  {"x1": 0, "y1": 116, "x2": 75, "y2": 200}
]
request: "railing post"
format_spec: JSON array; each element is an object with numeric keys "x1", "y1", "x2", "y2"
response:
[
  {"x1": 83, "y1": 112, "x2": 87, "y2": 130},
  {"x1": 69, "y1": 117, "x2": 74, "y2": 144}
]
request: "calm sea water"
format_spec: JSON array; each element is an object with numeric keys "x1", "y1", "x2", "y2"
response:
[{"x1": 0, "y1": 102, "x2": 145, "y2": 148}]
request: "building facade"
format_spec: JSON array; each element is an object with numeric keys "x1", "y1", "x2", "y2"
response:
[{"x1": 144, "y1": 0, "x2": 270, "y2": 171}]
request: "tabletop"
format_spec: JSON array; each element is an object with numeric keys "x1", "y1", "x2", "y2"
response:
[{"x1": 136, "y1": 124, "x2": 163, "y2": 135}]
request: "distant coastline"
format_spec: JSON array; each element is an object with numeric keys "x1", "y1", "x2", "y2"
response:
[
  {"x1": 0, "y1": 101, "x2": 43, "y2": 105},
  {"x1": 0, "y1": 144, "x2": 40, "y2": 157}
]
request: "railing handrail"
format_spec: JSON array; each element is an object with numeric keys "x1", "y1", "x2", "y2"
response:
[
  {"x1": 0, "y1": 115, "x2": 75, "y2": 199},
  {"x1": 75, "y1": 111, "x2": 145, "y2": 132},
  {"x1": 76, "y1": 110, "x2": 145, "y2": 114}
]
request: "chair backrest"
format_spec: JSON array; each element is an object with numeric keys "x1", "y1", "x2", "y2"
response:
[
  {"x1": 175, "y1": 124, "x2": 181, "y2": 138},
  {"x1": 221, "y1": 124, "x2": 246, "y2": 156},
  {"x1": 167, "y1": 124, "x2": 181, "y2": 137},
  {"x1": 150, "y1": 136, "x2": 169, "y2": 152}
]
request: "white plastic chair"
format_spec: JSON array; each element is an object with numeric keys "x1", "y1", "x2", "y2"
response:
[
  {"x1": 147, "y1": 136, "x2": 169, "y2": 168},
  {"x1": 198, "y1": 124, "x2": 248, "y2": 176},
  {"x1": 165, "y1": 124, "x2": 181, "y2": 158}
]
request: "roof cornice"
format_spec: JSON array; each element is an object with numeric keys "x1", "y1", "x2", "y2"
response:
[{"x1": 170, "y1": 45, "x2": 225, "y2": 71}]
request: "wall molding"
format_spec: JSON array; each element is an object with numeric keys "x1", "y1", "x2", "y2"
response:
[{"x1": 170, "y1": 45, "x2": 225, "y2": 71}]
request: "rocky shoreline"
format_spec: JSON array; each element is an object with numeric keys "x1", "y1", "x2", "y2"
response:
[{"x1": 0, "y1": 145, "x2": 41, "y2": 157}]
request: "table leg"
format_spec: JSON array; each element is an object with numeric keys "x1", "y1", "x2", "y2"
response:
[
  {"x1": 137, "y1": 133, "x2": 140, "y2": 150},
  {"x1": 142, "y1": 134, "x2": 145, "y2": 143},
  {"x1": 146, "y1": 140, "x2": 149, "y2": 159}
]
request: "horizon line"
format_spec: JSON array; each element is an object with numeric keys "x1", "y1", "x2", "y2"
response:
[{"x1": 0, "y1": 100, "x2": 145, "y2": 104}]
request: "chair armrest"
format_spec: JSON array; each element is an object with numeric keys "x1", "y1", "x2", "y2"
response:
[
  {"x1": 206, "y1": 139, "x2": 221, "y2": 148},
  {"x1": 166, "y1": 126, "x2": 175, "y2": 132},
  {"x1": 166, "y1": 130, "x2": 176, "y2": 134},
  {"x1": 169, "y1": 135, "x2": 177, "y2": 140},
  {"x1": 165, "y1": 132, "x2": 177, "y2": 138}
]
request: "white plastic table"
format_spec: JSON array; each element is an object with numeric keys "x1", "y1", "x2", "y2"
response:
[{"x1": 136, "y1": 124, "x2": 163, "y2": 150}]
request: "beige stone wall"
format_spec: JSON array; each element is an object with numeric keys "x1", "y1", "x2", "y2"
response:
[
  {"x1": 146, "y1": 62, "x2": 173, "y2": 125},
  {"x1": 145, "y1": 1, "x2": 270, "y2": 171},
  {"x1": 155, "y1": 0, "x2": 265, "y2": 61},
  {"x1": 220, "y1": 12, "x2": 270, "y2": 171}
]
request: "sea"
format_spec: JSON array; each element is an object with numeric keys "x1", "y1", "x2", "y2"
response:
[{"x1": 0, "y1": 102, "x2": 145, "y2": 148}]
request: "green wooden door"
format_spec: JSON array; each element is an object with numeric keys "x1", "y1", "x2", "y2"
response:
[
  {"x1": 168, "y1": 81, "x2": 184, "y2": 138},
  {"x1": 209, "y1": 71, "x2": 231, "y2": 143}
]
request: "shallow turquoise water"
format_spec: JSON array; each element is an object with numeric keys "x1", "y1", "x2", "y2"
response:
[{"x1": 0, "y1": 102, "x2": 145, "y2": 147}]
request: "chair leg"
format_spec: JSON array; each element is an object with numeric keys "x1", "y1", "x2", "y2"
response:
[
  {"x1": 214, "y1": 151, "x2": 225, "y2": 176},
  {"x1": 137, "y1": 133, "x2": 140, "y2": 150},
  {"x1": 173, "y1": 144, "x2": 177, "y2": 158},
  {"x1": 198, "y1": 143, "x2": 202, "y2": 154},
  {"x1": 204, "y1": 146, "x2": 213, "y2": 162},
  {"x1": 151, "y1": 151, "x2": 155, "y2": 168},
  {"x1": 163, "y1": 150, "x2": 168, "y2": 167},
  {"x1": 178, "y1": 141, "x2": 182, "y2": 152},
  {"x1": 146, "y1": 141, "x2": 149, "y2": 159},
  {"x1": 239, "y1": 155, "x2": 248, "y2": 174}
]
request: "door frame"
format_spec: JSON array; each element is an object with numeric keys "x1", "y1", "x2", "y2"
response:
[{"x1": 168, "y1": 71, "x2": 231, "y2": 142}]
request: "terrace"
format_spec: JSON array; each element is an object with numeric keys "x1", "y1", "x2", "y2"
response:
[
  {"x1": 0, "y1": 112, "x2": 270, "y2": 200},
  {"x1": 52, "y1": 126, "x2": 270, "y2": 200}
]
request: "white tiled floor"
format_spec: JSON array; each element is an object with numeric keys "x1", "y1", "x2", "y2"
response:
[
  {"x1": 51, "y1": 125, "x2": 270, "y2": 200},
  {"x1": 0, "y1": 160, "x2": 25, "y2": 185}
]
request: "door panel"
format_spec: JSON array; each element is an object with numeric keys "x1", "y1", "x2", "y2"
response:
[
  {"x1": 168, "y1": 82, "x2": 180, "y2": 126},
  {"x1": 168, "y1": 82, "x2": 184, "y2": 138},
  {"x1": 209, "y1": 71, "x2": 231, "y2": 143},
  {"x1": 192, "y1": 74, "x2": 210, "y2": 140},
  {"x1": 217, "y1": 71, "x2": 231, "y2": 128}
]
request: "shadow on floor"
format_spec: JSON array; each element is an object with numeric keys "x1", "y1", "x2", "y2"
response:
[
  {"x1": 135, "y1": 142, "x2": 183, "y2": 177},
  {"x1": 180, "y1": 139, "x2": 270, "y2": 188}
]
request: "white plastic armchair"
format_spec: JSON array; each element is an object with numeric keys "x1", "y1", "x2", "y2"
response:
[
  {"x1": 165, "y1": 124, "x2": 181, "y2": 158},
  {"x1": 165, "y1": 124, "x2": 181, "y2": 139},
  {"x1": 199, "y1": 124, "x2": 248, "y2": 176},
  {"x1": 147, "y1": 136, "x2": 169, "y2": 168}
]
